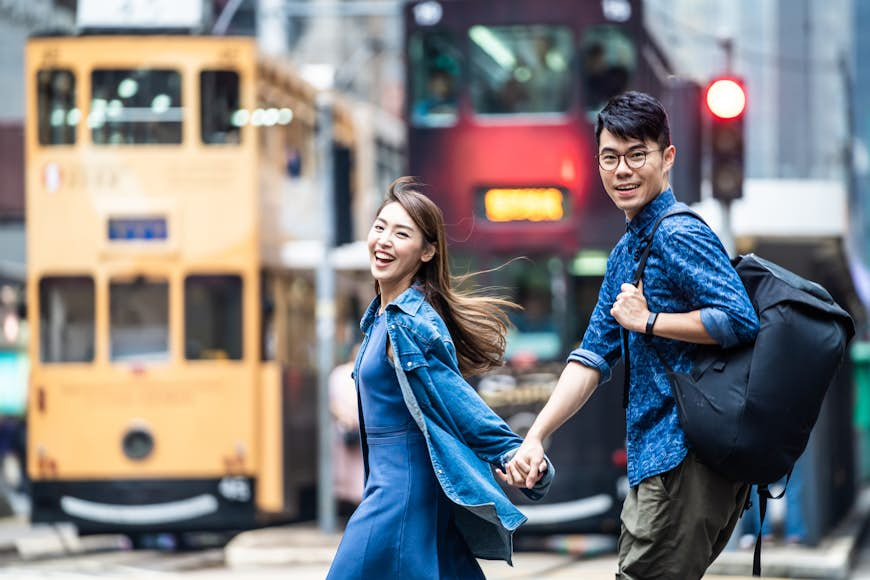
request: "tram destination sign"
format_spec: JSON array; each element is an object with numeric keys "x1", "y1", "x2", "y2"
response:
[
  {"x1": 479, "y1": 187, "x2": 567, "y2": 223},
  {"x1": 77, "y1": 0, "x2": 204, "y2": 30}
]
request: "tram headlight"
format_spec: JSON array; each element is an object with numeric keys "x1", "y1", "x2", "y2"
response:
[{"x1": 122, "y1": 424, "x2": 155, "y2": 461}]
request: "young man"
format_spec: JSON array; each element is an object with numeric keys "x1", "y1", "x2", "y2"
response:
[{"x1": 505, "y1": 91, "x2": 760, "y2": 579}]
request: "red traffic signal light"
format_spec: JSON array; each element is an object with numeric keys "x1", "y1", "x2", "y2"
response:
[
  {"x1": 705, "y1": 78, "x2": 746, "y2": 120},
  {"x1": 707, "y1": 77, "x2": 746, "y2": 201}
]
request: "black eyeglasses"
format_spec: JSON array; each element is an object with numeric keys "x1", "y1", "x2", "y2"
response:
[{"x1": 596, "y1": 149, "x2": 664, "y2": 172}]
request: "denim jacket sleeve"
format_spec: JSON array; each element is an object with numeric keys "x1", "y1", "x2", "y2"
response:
[{"x1": 422, "y1": 336, "x2": 554, "y2": 499}]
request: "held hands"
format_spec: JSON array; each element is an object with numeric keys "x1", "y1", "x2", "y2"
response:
[
  {"x1": 496, "y1": 438, "x2": 548, "y2": 489},
  {"x1": 611, "y1": 281, "x2": 649, "y2": 333}
]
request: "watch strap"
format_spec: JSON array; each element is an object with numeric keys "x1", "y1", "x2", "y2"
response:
[{"x1": 645, "y1": 311, "x2": 658, "y2": 336}]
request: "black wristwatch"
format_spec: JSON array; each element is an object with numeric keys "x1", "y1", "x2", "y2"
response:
[{"x1": 645, "y1": 312, "x2": 658, "y2": 336}]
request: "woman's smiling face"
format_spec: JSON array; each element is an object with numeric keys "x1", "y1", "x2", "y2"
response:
[{"x1": 367, "y1": 201, "x2": 435, "y2": 296}]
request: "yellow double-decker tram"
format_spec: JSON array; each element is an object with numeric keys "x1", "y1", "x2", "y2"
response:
[{"x1": 24, "y1": 33, "x2": 373, "y2": 535}]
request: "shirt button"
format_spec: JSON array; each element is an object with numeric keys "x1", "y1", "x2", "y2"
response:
[{"x1": 406, "y1": 361, "x2": 412, "y2": 367}]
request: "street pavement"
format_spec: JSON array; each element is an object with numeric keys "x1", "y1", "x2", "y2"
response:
[
  {"x1": 0, "y1": 486, "x2": 867, "y2": 578},
  {"x1": 222, "y1": 486, "x2": 870, "y2": 579}
]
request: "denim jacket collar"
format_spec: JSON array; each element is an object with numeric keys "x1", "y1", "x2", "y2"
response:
[
  {"x1": 625, "y1": 188, "x2": 677, "y2": 239},
  {"x1": 360, "y1": 284, "x2": 426, "y2": 333}
]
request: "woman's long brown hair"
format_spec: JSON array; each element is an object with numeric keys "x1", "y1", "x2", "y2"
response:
[{"x1": 375, "y1": 177, "x2": 518, "y2": 376}]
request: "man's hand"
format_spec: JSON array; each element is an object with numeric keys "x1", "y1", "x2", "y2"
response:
[
  {"x1": 499, "y1": 437, "x2": 547, "y2": 489},
  {"x1": 611, "y1": 280, "x2": 649, "y2": 333}
]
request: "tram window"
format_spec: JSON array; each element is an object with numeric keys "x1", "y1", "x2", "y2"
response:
[
  {"x1": 201, "y1": 70, "x2": 241, "y2": 145},
  {"x1": 184, "y1": 275, "x2": 242, "y2": 360},
  {"x1": 110, "y1": 279, "x2": 169, "y2": 362},
  {"x1": 503, "y1": 259, "x2": 561, "y2": 362},
  {"x1": 408, "y1": 31, "x2": 462, "y2": 127},
  {"x1": 580, "y1": 26, "x2": 636, "y2": 117},
  {"x1": 90, "y1": 69, "x2": 182, "y2": 145},
  {"x1": 469, "y1": 25, "x2": 573, "y2": 115},
  {"x1": 38, "y1": 277, "x2": 94, "y2": 363},
  {"x1": 36, "y1": 69, "x2": 77, "y2": 145}
]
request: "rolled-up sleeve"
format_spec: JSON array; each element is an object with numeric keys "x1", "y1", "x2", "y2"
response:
[
  {"x1": 566, "y1": 348, "x2": 611, "y2": 383},
  {"x1": 699, "y1": 307, "x2": 739, "y2": 347}
]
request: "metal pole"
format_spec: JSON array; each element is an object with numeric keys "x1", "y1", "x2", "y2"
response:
[
  {"x1": 719, "y1": 199, "x2": 735, "y2": 258},
  {"x1": 316, "y1": 92, "x2": 337, "y2": 534}
]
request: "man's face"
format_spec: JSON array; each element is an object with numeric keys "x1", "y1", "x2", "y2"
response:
[{"x1": 597, "y1": 128, "x2": 675, "y2": 220}]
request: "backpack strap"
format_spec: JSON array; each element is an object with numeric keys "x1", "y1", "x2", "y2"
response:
[
  {"x1": 751, "y1": 472, "x2": 791, "y2": 577},
  {"x1": 622, "y1": 204, "x2": 707, "y2": 408}
]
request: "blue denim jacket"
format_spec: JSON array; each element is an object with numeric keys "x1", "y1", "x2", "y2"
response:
[
  {"x1": 568, "y1": 189, "x2": 759, "y2": 486},
  {"x1": 356, "y1": 286, "x2": 554, "y2": 564}
]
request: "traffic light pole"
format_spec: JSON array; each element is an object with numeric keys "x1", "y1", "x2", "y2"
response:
[
  {"x1": 315, "y1": 93, "x2": 337, "y2": 534},
  {"x1": 719, "y1": 199, "x2": 736, "y2": 257},
  {"x1": 716, "y1": 39, "x2": 737, "y2": 258}
]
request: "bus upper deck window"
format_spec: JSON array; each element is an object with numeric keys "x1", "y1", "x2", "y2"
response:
[
  {"x1": 110, "y1": 279, "x2": 169, "y2": 362},
  {"x1": 184, "y1": 275, "x2": 242, "y2": 360},
  {"x1": 201, "y1": 70, "x2": 241, "y2": 145},
  {"x1": 90, "y1": 69, "x2": 182, "y2": 145},
  {"x1": 39, "y1": 276, "x2": 94, "y2": 363},
  {"x1": 37, "y1": 69, "x2": 77, "y2": 145},
  {"x1": 469, "y1": 25, "x2": 573, "y2": 115},
  {"x1": 409, "y1": 31, "x2": 462, "y2": 127},
  {"x1": 581, "y1": 26, "x2": 636, "y2": 118}
]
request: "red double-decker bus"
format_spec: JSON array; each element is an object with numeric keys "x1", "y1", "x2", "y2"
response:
[{"x1": 405, "y1": 0, "x2": 678, "y2": 535}]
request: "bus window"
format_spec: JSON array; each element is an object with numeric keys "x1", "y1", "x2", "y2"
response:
[
  {"x1": 38, "y1": 277, "x2": 94, "y2": 363},
  {"x1": 580, "y1": 26, "x2": 636, "y2": 117},
  {"x1": 110, "y1": 279, "x2": 169, "y2": 362},
  {"x1": 36, "y1": 69, "x2": 77, "y2": 145},
  {"x1": 408, "y1": 31, "x2": 461, "y2": 127},
  {"x1": 469, "y1": 25, "x2": 572, "y2": 115},
  {"x1": 201, "y1": 70, "x2": 241, "y2": 145},
  {"x1": 90, "y1": 69, "x2": 182, "y2": 145},
  {"x1": 184, "y1": 275, "x2": 242, "y2": 360}
]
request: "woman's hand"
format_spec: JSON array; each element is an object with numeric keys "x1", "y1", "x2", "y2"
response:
[{"x1": 496, "y1": 438, "x2": 548, "y2": 489}]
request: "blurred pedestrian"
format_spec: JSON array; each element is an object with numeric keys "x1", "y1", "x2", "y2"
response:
[
  {"x1": 326, "y1": 177, "x2": 554, "y2": 579},
  {"x1": 505, "y1": 91, "x2": 760, "y2": 580},
  {"x1": 329, "y1": 342, "x2": 364, "y2": 515}
]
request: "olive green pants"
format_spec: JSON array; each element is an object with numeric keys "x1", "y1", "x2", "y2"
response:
[{"x1": 616, "y1": 451, "x2": 750, "y2": 580}]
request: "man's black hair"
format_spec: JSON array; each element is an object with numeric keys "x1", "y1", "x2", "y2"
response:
[{"x1": 595, "y1": 91, "x2": 671, "y2": 150}]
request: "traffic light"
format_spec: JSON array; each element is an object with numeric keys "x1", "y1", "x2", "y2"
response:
[{"x1": 706, "y1": 77, "x2": 746, "y2": 201}]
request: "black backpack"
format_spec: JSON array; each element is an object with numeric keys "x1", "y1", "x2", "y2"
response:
[{"x1": 626, "y1": 205, "x2": 855, "y2": 575}]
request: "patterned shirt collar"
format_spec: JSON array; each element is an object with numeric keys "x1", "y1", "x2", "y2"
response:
[{"x1": 625, "y1": 188, "x2": 677, "y2": 239}]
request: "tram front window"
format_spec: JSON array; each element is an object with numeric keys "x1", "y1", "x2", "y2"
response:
[
  {"x1": 184, "y1": 275, "x2": 243, "y2": 360},
  {"x1": 469, "y1": 25, "x2": 573, "y2": 115},
  {"x1": 580, "y1": 26, "x2": 636, "y2": 117},
  {"x1": 38, "y1": 276, "x2": 95, "y2": 363},
  {"x1": 409, "y1": 30, "x2": 462, "y2": 127},
  {"x1": 201, "y1": 70, "x2": 241, "y2": 145},
  {"x1": 110, "y1": 278, "x2": 169, "y2": 362},
  {"x1": 36, "y1": 69, "x2": 78, "y2": 145},
  {"x1": 90, "y1": 69, "x2": 182, "y2": 145}
]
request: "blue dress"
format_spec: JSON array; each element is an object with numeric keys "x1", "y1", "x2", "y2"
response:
[{"x1": 327, "y1": 313, "x2": 485, "y2": 579}]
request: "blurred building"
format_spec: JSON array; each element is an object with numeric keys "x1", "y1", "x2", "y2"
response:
[{"x1": 645, "y1": 0, "x2": 852, "y2": 181}]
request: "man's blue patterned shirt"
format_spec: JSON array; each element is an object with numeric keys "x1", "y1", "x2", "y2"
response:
[{"x1": 567, "y1": 189, "x2": 759, "y2": 487}]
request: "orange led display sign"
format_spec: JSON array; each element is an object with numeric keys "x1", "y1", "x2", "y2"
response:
[{"x1": 483, "y1": 187, "x2": 565, "y2": 222}]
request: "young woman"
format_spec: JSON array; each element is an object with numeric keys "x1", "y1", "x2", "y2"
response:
[{"x1": 326, "y1": 177, "x2": 553, "y2": 579}]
